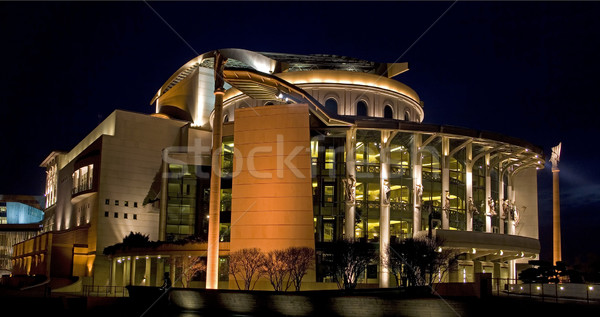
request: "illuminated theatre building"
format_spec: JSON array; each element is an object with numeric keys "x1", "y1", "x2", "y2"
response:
[{"x1": 12, "y1": 49, "x2": 543, "y2": 290}]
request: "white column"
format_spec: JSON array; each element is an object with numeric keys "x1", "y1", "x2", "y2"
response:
[
  {"x1": 379, "y1": 131, "x2": 391, "y2": 288},
  {"x1": 499, "y1": 161, "x2": 505, "y2": 234},
  {"x1": 156, "y1": 256, "x2": 165, "y2": 287},
  {"x1": 465, "y1": 143, "x2": 473, "y2": 231},
  {"x1": 507, "y1": 175, "x2": 515, "y2": 235},
  {"x1": 441, "y1": 137, "x2": 450, "y2": 230},
  {"x1": 122, "y1": 258, "x2": 128, "y2": 286},
  {"x1": 344, "y1": 129, "x2": 357, "y2": 240},
  {"x1": 111, "y1": 257, "x2": 117, "y2": 287},
  {"x1": 144, "y1": 257, "x2": 151, "y2": 286},
  {"x1": 485, "y1": 154, "x2": 492, "y2": 232},
  {"x1": 169, "y1": 257, "x2": 176, "y2": 288},
  {"x1": 159, "y1": 152, "x2": 168, "y2": 241},
  {"x1": 412, "y1": 134, "x2": 422, "y2": 235},
  {"x1": 130, "y1": 257, "x2": 136, "y2": 286}
]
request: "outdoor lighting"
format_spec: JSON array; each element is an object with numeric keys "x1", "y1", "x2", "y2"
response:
[
  {"x1": 520, "y1": 286, "x2": 523, "y2": 290},
  {"x1": 500, "y1": 250, "x2": 503, "y2": 256},
  {"x1": 589, "y1": 286, "x2": 594, "y2": 291},
  {"x1": 560, "y1": 286, "x2": 564, "y2": 290},
  {"x1": 472, "y1": 248, "x2": 476, "y2": 254}
]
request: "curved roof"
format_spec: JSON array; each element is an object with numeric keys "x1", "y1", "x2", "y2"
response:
[{"x1": 151, "y1": 49, "x2": 410, "y2": 105}]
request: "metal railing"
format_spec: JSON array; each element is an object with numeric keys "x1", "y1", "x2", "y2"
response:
[
  {"x1": 491, "y1": 278, "x2": 600, "y2": 304},
  {"x1": 82, "y1": 285, "x2": 129, "y2": 297}
]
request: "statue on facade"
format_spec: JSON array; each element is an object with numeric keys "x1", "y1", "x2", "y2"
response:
[
  {"x1": 514, "y1": 203, "x2": 524, "y2": 227},
  {"x1": 550, "y1": 142, "x2": 561, "y2": 170},
  {"x1": 501, "y1": 199, "x2": 510, "y2": 220},
  {"x1": 442, "y1": 190, "x2": 451, "y2": 217},
  {"x1": 415, "y1": 183, "x2": 423, "y2": 206},
  {"x1": 382, "y1": 179, "x2": 391, "y2": 205},
  {"x1": 468, "y1": 197, "x2": 479, "y2": 216},
  {"x1": 487, "y1": 197, "x2": 496, "y2": 216},
  {"x1": 343, "y1": 176, "x2": 356, "y2": 205}
]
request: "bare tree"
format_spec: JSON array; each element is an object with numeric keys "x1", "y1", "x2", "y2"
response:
[
  {"x1": 386, "y1": 237, "x2": 458, "y2": 288},
  {"x1": 263, "y1": 249, "x2": 292, "y2": 291},
  {"x1": 286, "y1": 247, "x2": 314, "y2": 291},
  {"x1": 229, "y1": 248, "x2": 266, "y2": 290},
  {"x1": 178, "y1": 256, "x2": 206, "y2": 288},
  {"x1": 323, "y1": 240, "x2": 377, "y2": 290}
]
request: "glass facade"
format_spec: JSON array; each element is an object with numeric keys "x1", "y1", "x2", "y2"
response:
[
  {"x1": 166, "y1": 164, "x2": 198, "y2": 241},
  {"x1": 311, "y1": 132, "x2": 345, "y2": 243},
  {"x1": 421, "y1": 137, "x2": 442, "y2": 231},
  {"x1": 355, "y1": 130, "x2": 381, "y2": 242},
  {"x1": 388, "y1": 133, "x2": 413, "y2": 241},
  {"x1": 449, "y1": 144, "x2": 466, "y2": 231}
]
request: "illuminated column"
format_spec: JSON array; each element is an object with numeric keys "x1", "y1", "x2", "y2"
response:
[
  {"x1": 441, "y1": 137, "x2": 450, "y2": 230},
  {"x1": 130, "y1": 257, "x2": 136, "y2": 285},
  {"x1": 379, "y1": 131, "x2": 391, "y2": 288},
  {"x1": 156, "y1": 257, "x2": 165, "y2": 287},
  {"x1": 551, "y1": 143, "x2": 562, "y2": 265},
  {"x1": 159, "y1": 151, "x2": 168, "y2": 241},
  {"x1": 485, "y1": 154, "x2": 492, "y2": 233},
  {"x1": 122, "y1": 258, "x2": 128, "y2": 286},
  {"x1": 412, "y1": 134, "x2": 422, "y2": 235},
  {"x1": 206, "y1": 52, "x2": 227, "y2": 289},
  {"x1": 144, "y1": 257, "x2": 151, "y2": 286},
  {"x1": 498, "y1": 161, "x2": 505, "y2": 235},
  {"x1": 111, "y1": 257, "x2": 116, "y2": 287},
  {"x1": 507, "y1": 175, "x2": 515, "y2": 235},
  {"x1": 169, "y1": 257, "x2": 176, "y2": 288},
  {"x1": 465, "y1": 143, "x2": 473, "y2": 231},
  {"x1": 344, "y1": 128, "x2": 357, "y2": 240}
]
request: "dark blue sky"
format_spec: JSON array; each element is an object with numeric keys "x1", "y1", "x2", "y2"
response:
[{"x1": 1, "y1": 1, "x2": 599, "y2": 265}]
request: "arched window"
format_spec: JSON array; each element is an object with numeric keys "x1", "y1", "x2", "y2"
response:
[
  {"x1": 324, "y1": 98, "x2": 338, "y2": 114},
  {"x1": 384, "y1": 105, "x2": 393, "y2": 119},
  {"x1": 223, "y1": 114, "x2": 229, "y2": 123},
  {"x1": 356, "y1": 101, "x2": 368, "y2": 117},
  {"x1": 404, "y1": 111, "x2": 410, "y2": 121}
]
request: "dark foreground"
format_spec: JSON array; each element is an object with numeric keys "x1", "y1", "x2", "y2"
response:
[{"x1": 1, "y1": 286, "x2": 599, "y2": 317}]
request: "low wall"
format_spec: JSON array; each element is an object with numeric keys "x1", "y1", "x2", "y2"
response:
[
  {"x1": 168, "y1": 288, "x2": 463, "y2": 317},
  {"x1": 508, "y1": 283, "x2": 600, "y2": 300}
]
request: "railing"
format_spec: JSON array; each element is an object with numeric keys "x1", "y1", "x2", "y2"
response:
[
  {"x1": 82, "y1": 285, "x2": 129, "y2": 297},
  {"x1": 491, "y1": 278, "x2": 600, "y2": 304}
]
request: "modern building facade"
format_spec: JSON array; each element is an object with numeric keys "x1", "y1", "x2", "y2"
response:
[
  {"x1": 13, "y1": 49, "x2": 543, "y2": 290},
  {"x1": 0, "y1": 195, "x2": 43, "y2": 276}
]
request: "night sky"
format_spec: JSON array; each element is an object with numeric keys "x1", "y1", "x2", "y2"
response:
[{"x1": 1, "y1": 2, "x2": 599, "y2": 266}]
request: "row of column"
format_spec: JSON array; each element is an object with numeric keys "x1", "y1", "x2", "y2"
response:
[
  {"x1": 110, "y1": 256, "x2": 176, "y2": 287},
  {"x1": 342, "y1": 130, "x2": 520, "y2": 287}
]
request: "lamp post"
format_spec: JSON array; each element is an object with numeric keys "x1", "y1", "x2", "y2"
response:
[{"x1": 550, "y1": 143, "x2": 562, "y2": 266}]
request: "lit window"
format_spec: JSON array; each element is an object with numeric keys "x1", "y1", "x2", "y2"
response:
[
  {"x1": 325, "y1": 148, "x2": 335, "y2": 169},
  {"x1": 324, "y1": 185, "x2": 334, "y2": 203}
]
